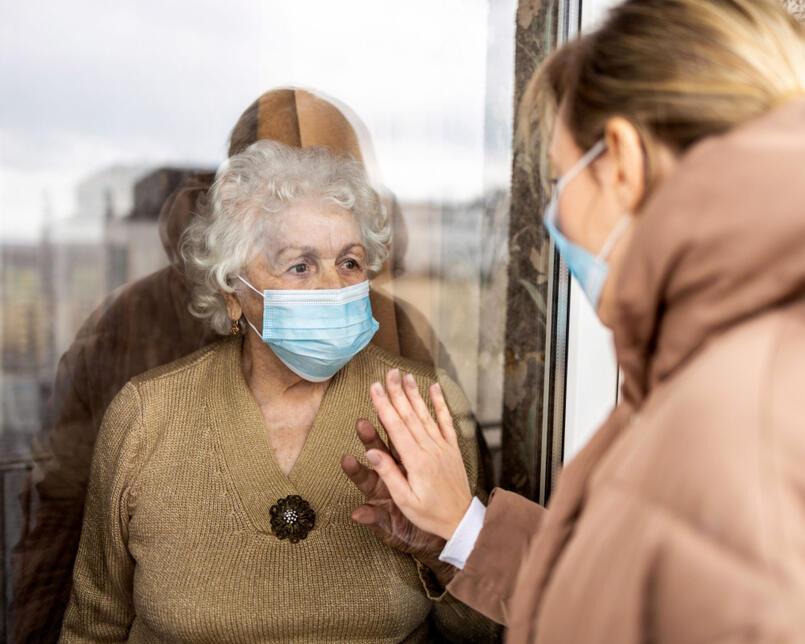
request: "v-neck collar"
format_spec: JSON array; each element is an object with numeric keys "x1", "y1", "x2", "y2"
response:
[{"x1": 208, "y1": 337, "x2": 356, "y2": 536}]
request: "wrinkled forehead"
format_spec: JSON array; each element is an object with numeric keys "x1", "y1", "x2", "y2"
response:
[{"x1": 259, "y1": 199, "x2": 364, "y2": 261}]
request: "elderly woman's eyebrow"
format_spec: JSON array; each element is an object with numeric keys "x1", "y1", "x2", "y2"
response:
[
  {"x1": 339, "y1": 243, "x2": 366, "y2": 256},
  {"x1": 275, "y1": 245, "x2": 318, "y2": 258},
  {"x1": 273, "y1": 244, "x2": 365, "y2": 260}
]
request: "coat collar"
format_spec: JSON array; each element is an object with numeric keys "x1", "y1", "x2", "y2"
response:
[{"x1": 613, "y1": 98, "x2": 805, "y2": 407}]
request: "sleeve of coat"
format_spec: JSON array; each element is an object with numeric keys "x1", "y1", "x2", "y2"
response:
[
  {"x1": 59, "y1": 382, "x2": 144, "y2": 643},
  {"x1": 446, "y1": 488, "x2": 546, "y2": 625}
]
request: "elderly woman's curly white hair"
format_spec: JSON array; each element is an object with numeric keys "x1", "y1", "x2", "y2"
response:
[{"x1": 181, "y1": 140, "x2": 391, "y2": 335}]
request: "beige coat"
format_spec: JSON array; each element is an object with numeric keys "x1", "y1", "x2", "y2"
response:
[{"x1": 448, "y1": 99, "x2": 805, "y2": 642}]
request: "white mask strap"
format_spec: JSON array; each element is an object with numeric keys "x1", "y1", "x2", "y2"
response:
[
  {"x1": 235, "y1": 276, "x2": 263, "y2": 337},
  {"x1": 598, "y1": 216, "x2": 632, "y2": 261},
  {"x1": 557, "y1": 139, "x2": 607, "y2": 191},
  {"x1": 241, "y1": 313, "x2": 262, "y2": 338},
  {"x1": 237, "y1": 275, "x2": 263, "y2": 298}
]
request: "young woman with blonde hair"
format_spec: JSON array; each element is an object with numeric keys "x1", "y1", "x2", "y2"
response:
[{"x1": 342, "y1": 1, "x2": 805, "y2": 641}]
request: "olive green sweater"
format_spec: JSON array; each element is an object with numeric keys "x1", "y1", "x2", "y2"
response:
[{"x1": 59, "y1": 337, "x2": 498, "y2": 643}]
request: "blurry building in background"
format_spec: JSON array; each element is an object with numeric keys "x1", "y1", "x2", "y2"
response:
[
  {"x1": 45, "y1": 166, "x2": 148, "y2": 364},
  {"x1": 1, "y1": 246, "x2": 51, "y2": 450},
  {"x1": 0, "y1": 164, "x2": 212, "y2": 639},
  {"x1": 0, "y1": 165, "x2": 207, "y2": 461},
  {"x1": 0, "y1": 167, "x2": 207, "y2": 448},
  {"x1": 105, "y1": 168, "x2": 204, "y2": 292}
]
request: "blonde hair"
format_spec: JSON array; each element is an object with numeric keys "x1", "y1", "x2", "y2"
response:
[{"x1": 519, "y1": 0, "x2": 805, "y2": 194}]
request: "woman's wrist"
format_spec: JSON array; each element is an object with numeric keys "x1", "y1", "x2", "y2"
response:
[{"x1": 439, "y1": 496, "x2": 473, "y2": 541}]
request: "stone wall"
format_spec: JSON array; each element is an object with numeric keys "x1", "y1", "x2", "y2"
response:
[
  {"x1": 500, "y1": 0, "x2": 559, "y2": 499},
  {"x1": 783, "y1": 0, "x2": 805, "y2": 21}
]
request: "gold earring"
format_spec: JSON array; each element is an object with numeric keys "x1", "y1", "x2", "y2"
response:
[{"x1": 230, "y1": 319, "x2": 240, "y2": 335}]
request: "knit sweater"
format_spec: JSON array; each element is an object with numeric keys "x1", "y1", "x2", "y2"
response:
[{"x1": 59, "y1": 337, "x2": 499, "y2": 643}]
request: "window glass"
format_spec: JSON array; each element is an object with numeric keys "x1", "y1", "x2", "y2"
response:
[{"x1": 1, "y1": 1, "x2": 515, "y2": 639}]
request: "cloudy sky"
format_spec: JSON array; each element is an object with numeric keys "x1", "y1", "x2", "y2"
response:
[{"x1": 0, "y1": 0, "x2": 515, "y2": 241}]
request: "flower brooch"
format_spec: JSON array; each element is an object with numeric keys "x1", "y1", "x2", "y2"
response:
[{"x1": 269, "y1": 495, "x2": 316, "y2": 543}]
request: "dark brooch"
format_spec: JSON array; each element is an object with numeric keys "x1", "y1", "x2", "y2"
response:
[{"x1": 269, "y1": 495, "x2": 316, "y2": 543}]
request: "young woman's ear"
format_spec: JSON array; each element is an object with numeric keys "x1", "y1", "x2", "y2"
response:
[{"x1": 604, "y1": 117, "x2": 646, "y2": 214}]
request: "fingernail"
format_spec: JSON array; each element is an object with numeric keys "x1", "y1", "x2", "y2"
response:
[
  {"x1": 371, "y1": 382, "x2": 385, "y2": 397},
  {"x1": 389, "y1": 368, "x2": 400, "y2": 382},
  {"x1": 404, "y1": 373, "x2": 416, "y2": 386},
  {"x1": 366, "y1": 450, "x2": 381, "y2": 466}
]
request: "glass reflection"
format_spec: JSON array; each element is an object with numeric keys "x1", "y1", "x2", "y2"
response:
[{"x1": 1, "y1": 1, "x2": 515, "y2": 640}]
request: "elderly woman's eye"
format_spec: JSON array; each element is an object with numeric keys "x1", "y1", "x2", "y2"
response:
[
  {"x1": 289, "y1": 263, "x2": 309, "y2": 274},
  {"x1": 343, "y1": 259, "x2": 362, "y2": 270}
]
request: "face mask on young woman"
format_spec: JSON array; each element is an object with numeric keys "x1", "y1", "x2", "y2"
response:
[
  {"x1": 237, "y1": 277, "x2": 379, "y2": 382},
  {"x1": 542, "y1": 139, "x2": 632, "y2": 312}
]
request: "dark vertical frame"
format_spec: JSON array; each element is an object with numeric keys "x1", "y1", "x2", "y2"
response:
[
  {"x1": 540, "y1": 0, "x2": 581, "y2": 503},
  {"x1": 499, "y1": 0, "x2": 561, "y2": 500}
]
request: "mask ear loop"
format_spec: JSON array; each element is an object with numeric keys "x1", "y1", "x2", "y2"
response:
[
  {"x1": 237, "y1": 275, "x2": 264, "y2": 297},
  {"x1": 550, "y1": 139, "x2": 608, "y2": 231},
  {"x1": 597, "y1": 216, "x2": 632, "y2": 261},
  {"x1": 551, "y1": 139, "x2": 631, "y2": 261},
  {"x1": 557, "y1": 140, "x2": 608, "y2": 192},
  {"x1": 236, "y1": 275, "x2": 265, "y2": 339}
]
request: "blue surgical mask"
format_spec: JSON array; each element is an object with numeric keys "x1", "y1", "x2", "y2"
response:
[
  {"x1": 237, "y1": 277, "x2": 379, "y2": 382},
  {"x1": 543, "y1": 140, "x2": 632, "y2": 311}
]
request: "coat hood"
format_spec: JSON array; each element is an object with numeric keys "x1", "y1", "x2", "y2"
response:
[{"x1": 614, "y1": 98, "x2": 805, "y2": 406}]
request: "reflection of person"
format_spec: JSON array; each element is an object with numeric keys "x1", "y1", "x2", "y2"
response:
[
  {"x1": 10, "y1": 172, "x2": 219, "y2": 643},
  {"x1": 14, "y1": 87, "x2": 491, "y2": 643},
  {"x1": 60, "y1": 140, "x2": 499, "y2": 642},
  {"x1": 345, "y1": 1, "x2": 805, "y2": 642}
]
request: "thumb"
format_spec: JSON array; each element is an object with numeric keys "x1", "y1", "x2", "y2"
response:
[{"x1": 366, "y1": 449, "x2": 413, "y2": 509}]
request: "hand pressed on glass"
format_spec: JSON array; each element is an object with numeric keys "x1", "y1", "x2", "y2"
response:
[
  {"x1": 340, "y1": 419, "x2": 457, "y2": 586},
  {"x1": 357, "y1": 368, "x2": 472, "y2": 541}
]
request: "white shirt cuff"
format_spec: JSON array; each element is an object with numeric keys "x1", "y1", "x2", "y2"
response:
[{"x1": 438, "y1": 496, "x2": 486, "y2": 570}]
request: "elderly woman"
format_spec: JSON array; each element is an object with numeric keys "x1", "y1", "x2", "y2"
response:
[{"x1": 59, "y1": 141, "x2": 499, "y2": 643}]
